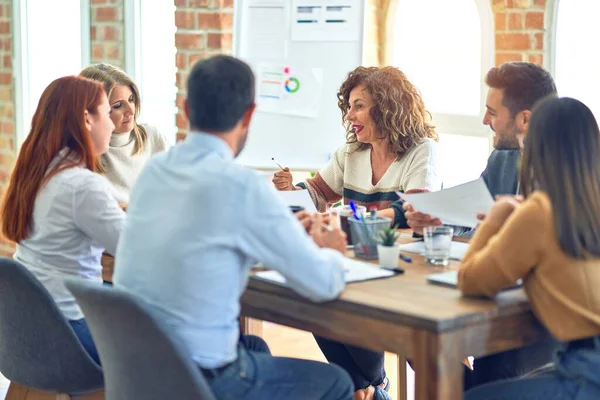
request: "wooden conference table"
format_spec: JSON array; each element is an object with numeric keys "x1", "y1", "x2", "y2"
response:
[{"x1": 102, "y1": 236, "x2": 548, "y2": 400}]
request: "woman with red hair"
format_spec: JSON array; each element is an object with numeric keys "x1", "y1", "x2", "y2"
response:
[{"x1": 0, "y1": 76, "x2": 126, "y2": 364}]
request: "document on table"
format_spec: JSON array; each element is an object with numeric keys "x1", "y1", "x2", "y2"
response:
[
  {"x1": 400, "y1": 241, "x2": 470, "y2": 261},
  {"x1": 253, "y1": 257, "x2": 395, "y2": 286},
  {"x1": 398, "y1": 178, "x2": 494, "y2": 228},
  {"x1": 277, "y1": 189, "x2": 317, "y2": 213}
]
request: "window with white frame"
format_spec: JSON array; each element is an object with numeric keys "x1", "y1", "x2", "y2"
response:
[
  {"x1": 125, "y1": 0, "x2": 177, "y2": 144},
  {"x1": 13, "y1": 0, "x2": 90, "y2": 147},
  {"x1": 553, "y1": 0, "x2": 600, "y2": 120},
  {"x1": 387, "y1": 0, "x2": 493, "y2": 188}
]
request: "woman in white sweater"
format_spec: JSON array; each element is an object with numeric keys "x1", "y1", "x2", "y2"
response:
[
  {"x1": 80, "y1": 64, "x2": 169, "y2": 203},
  {"x1": 0, "y1": 76, "x2": 126, "y2": 364}
]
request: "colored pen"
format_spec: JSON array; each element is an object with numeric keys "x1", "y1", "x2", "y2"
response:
[
  {"x1": 349, "y1": 200, "x2": 370, "y2": 256},
  {"x1": 400, "y1": 254, "x2": 412, "y2": 263},
  {"x1": 271, "y1": 157, "x2": 285, "y2": 170},
  {"x1": 349, "y1": 200, "x2": 362, "y2": 221}
]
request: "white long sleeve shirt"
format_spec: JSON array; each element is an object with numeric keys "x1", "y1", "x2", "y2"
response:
[{"x1": 14, "y1": 154, "x2": 126, "y2": 320}]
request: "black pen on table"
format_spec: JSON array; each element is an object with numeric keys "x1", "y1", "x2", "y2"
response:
[{"x1": 382, "y1": 266, "x2": 405, "y2": 274}]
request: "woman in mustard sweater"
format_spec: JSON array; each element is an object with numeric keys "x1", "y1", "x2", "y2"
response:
[{"x1": 460, "y1": 96, "x2": 600, "y2": 399}]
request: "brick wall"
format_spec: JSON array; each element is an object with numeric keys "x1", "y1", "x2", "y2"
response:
[
  {"x1": 0, "y1": 0, "x2": 15, "y2": 256},
  {"x1": 174, "y1": 0, "x2": 234, "y2": 141},
  {"x1": 90, "y1": 0, "x2": 125, "y2": 69},
  {"x1": 494, "y1": 0, "x2": 546, "y2": 66}
]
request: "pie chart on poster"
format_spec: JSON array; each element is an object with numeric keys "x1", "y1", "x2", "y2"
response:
[{"x1": 284, "y1": 77, "x2": 300, "y2": 93}]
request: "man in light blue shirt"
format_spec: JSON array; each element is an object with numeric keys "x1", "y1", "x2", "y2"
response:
[{"x1": 114, "y1": 55, "x2": 353, "y2": 399}]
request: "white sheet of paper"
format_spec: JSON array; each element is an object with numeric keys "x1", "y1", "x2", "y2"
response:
[
  {"x1": 399, "y1": 241, "x2": 470, "y2": 261},
  {"x1": 398, "y1": 178, "x2": 494, "y2": 228},
  {"x1": 243, "y1": 8, "x2": 287, "y2": 61},
  {"x1": 253, "y1": 257, "x2": 394, "y2": 285},
  {"x1": 249, "y1": 0, "x2": 285, "y2": 6},
  {"x1": 277, "y1": 189, "x2": 317, "y2": 213}
]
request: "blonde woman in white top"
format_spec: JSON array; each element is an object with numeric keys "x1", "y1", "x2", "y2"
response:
[
  {"x1": 80, "y1": 63, "x2": 169, "y2": 203},
  {"x1": 0, "y1": 76, "x2": 126, "y2": 364}
]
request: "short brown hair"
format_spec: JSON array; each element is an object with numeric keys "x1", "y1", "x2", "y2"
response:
[
  {"x1": 485, "y1": 62, "x2": 557, "y2": 117},
  {"x1": 337, "y1": 66, "x2": 437, "y2": 157}
]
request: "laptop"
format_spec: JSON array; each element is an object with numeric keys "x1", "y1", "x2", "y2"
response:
[{"x1": 427, "y1": 270, "x2": 522, "y2": 291}]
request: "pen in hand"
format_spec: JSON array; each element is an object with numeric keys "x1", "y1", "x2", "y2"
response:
[
  {"x1": 321, "y1": 224, "x2": 333, "y2": 232},
  {"x1": 271, "y1": 157, "x2": 285, "y2": 171},
  {"x1": 310, "y1": 217, "x2": 333, "y2": 232}
]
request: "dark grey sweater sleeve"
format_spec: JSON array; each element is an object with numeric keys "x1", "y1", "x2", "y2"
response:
[{"x1": 390, "y1": 200, "x2": 409, "y2": 228}]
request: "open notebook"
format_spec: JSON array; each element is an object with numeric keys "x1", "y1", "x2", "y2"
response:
[
  {"x1": 427, "y1": 270, "x2": 522, "y2": 291},
  {"x1": 253, "y1": 257, "x2": 398, "y2": 286}
]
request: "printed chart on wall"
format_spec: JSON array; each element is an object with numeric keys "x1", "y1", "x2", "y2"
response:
[
  {"x1": 234, "y1": 0, "x2": 365, "y2": 169},
  {"x1": 291, "y1": 0, "x2": 361, "y2": 42},
  {"x1": 257, "y1": 64, "x2": 324, "y2": 118}
]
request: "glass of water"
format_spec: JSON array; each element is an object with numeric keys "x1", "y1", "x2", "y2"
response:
[{"x1": 423, "y1": 226, "x2": 454, "y2": 266}]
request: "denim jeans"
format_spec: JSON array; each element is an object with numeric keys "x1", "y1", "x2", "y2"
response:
[
  {"x1": 464, "y1": 335, "x2": 559, "y2": 390},
  {"x1": 68, "y1": 318, "x2": 100, "y2": 365},
  {"x1": 204, "y1": 335, "x2": 354, "y2": 400},
  {"x1": 465, "y1": 338, "x2": 600, "y2": 399}
]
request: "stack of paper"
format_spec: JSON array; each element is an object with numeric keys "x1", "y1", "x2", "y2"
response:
[{"x1": 398, "y1": 178, "x2": 494, "y2": 228}]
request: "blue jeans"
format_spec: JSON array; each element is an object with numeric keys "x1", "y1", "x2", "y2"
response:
[
  {"x1": 68, "y1": 318, "x2": 100, "y2": 365},
  {"x1": 204, "y1": 335, "x2": 354, "y2": 400},
  {"x1": 464, "y1": 335, "x2": 559, "y2": 390},
  {"x1": 465, "y1": 339, "x2": 600, "y2": 399}
]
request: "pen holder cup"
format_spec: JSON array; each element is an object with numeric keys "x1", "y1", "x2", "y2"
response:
[{"x1": 349, "y1": 217, "x2": 392, "y2": 260}]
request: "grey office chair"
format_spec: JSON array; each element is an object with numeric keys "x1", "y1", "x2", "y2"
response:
[
  {"x1": 65, "y1": 278, "x2": 217, "y2": 400},
  {"x1": 0, "y1": 258, "x2": 104, "y2": 398}
]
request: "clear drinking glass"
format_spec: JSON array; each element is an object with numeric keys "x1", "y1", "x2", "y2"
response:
[{"x1": 423, "y1": 226, "x2": 454, "y2": 266}]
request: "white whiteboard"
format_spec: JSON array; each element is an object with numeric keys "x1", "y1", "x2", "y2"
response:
[{"x1": 233, "y1": 0, "x2": 365, "y2": 170}]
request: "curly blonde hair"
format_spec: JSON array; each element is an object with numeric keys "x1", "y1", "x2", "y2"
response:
[{"x1": 338, "y1": 66, "x2": 437, "y2": 156}]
